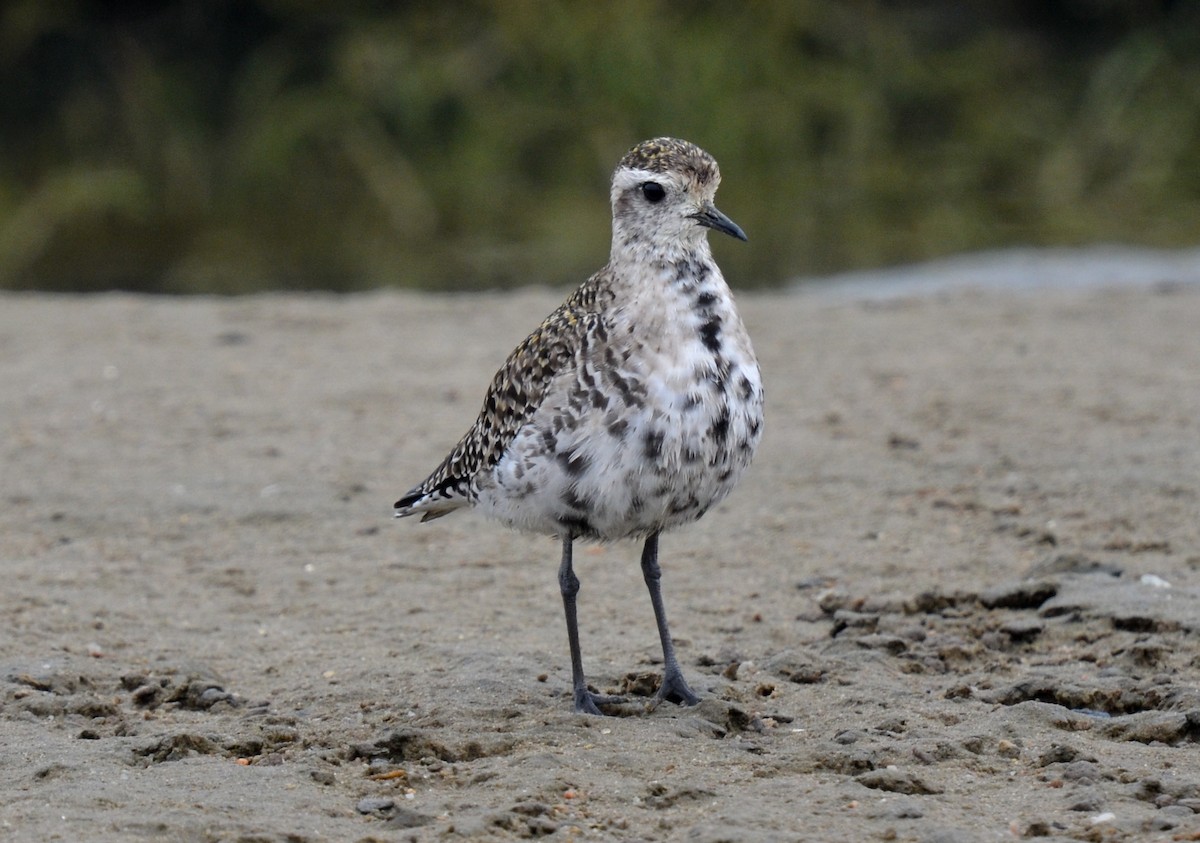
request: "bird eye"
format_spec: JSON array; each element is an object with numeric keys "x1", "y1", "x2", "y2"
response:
[{"x1": 641, "y1": 182, "x2": 666, "y2": 203}]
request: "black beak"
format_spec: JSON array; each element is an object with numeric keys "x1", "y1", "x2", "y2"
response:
[{"x1": 690, "y1": 202, "x2": 748, "y2": 241}]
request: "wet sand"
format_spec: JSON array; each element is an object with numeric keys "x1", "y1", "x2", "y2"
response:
[{"x1": 2, "y1": 280, "x2": 1198, "y2": 841}]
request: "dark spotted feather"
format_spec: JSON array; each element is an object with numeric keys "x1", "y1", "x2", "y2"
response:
[{"x1": 394, "y1": 274, "x2": 615, "y2": 520}]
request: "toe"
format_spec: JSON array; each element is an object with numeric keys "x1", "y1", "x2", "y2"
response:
[{"x1": 655, "y1": 672, "x2": 701, "y2": 707}]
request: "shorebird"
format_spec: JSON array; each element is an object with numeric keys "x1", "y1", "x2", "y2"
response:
[{"x1": 394, "y1": 138, "x2": 763, "y2": 715}]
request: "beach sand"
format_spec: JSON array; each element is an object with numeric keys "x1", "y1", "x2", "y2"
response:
[{"x1": 2, "y1": 281, "x2": 1198, "y2": 841}]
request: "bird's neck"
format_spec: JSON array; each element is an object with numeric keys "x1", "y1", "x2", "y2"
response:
[
  {"x1": 608, "y1": 232, "x2": 715, "y2": 280},
  {"x1": 601, "y1": 236, "x2": 735, "y2": 336}
]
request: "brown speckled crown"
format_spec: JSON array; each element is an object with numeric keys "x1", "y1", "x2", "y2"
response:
[{"x1": 618, "y1": 138, "x2": 718, "y2": 186}]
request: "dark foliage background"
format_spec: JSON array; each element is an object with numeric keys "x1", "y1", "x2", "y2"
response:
[{"x1": 1, "y1": 0, "x2": 1198, "y2": 293}]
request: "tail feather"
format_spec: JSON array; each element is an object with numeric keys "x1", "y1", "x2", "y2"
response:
[
  {"x1": 393, "y1": 483, "x2": 468, "y2": 522},
  {"x1": 393, "y1": 488, "x2": 424, "y2": 511}
]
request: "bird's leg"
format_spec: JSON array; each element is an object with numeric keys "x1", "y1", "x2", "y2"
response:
[
  {"x1": 640, "y1": 532, "x2": 701, "y2": 707},
  {"x1": 558, "y1": 535, "x2": 623, "y2": 715}
]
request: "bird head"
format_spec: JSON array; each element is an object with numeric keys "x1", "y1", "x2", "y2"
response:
[{"x1": 609, "y1": 138, "x2": 746, "y2": 260}]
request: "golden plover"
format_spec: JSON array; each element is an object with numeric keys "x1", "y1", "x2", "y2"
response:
[{"x1": 395, "y1": 137, "x2": 764, "y2": 715}]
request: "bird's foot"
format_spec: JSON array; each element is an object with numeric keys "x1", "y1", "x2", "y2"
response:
[
  {"x1": 573, "y1": 686, "x2": 627, "y2": 716},
  {"x1": 649, "y1": 668, "x2": 701, "y2": 710}
]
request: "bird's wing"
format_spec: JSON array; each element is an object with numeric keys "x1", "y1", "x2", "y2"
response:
[{"x1": 394, "y1": 276, "x2": 614, "y2": 521}]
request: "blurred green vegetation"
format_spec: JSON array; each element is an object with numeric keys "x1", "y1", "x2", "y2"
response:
[{"x1": 1, "y1": 0, "x2": 1198, "y2": 293}]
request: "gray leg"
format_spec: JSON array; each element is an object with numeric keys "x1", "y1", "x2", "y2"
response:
[
  {"x1": 558, "y1": 535, "x2": 623, "y2": 715},
  {"x1": 640, "y1": 532, "x2": 700, "y2": 707}
]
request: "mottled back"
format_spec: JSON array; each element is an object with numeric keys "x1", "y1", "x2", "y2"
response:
[{"x1": 394, "y1": 278, "x2": 615, "y2": 520}]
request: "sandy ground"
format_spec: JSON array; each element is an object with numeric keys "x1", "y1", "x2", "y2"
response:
[{"x1": 2, "y1": 280, "x2": 1199, "y2": 842}]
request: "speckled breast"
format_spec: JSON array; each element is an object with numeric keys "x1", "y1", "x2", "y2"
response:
[{"x1": 475, "y1": 288, "x2": 763, "y2": 541}]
